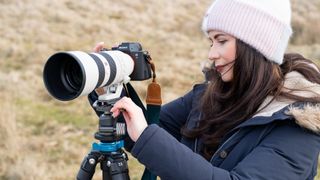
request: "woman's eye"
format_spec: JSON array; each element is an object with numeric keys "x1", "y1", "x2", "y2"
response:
[
  {"x1": 218, "y1": 40, "x2": 227, "y2": 44},
  {"x1": 209, "y1": 39, "x2": 227, "y2": 47}
]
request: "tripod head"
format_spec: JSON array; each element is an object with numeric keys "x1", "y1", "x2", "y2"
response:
[{"x1": 92, "y1": 83, "x2": 126, "y2": 142}]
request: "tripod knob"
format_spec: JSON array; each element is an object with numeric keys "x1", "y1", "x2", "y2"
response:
[
  {"x1": 89, "y1": 158, "x2": 96, "y2": 165},
  {"x1": 107, "y1": 161, "x2": 112, "y2": 167}
]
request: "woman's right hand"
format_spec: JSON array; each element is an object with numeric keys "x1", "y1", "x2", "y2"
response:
[{"x1": 110, "y1": 97, "x2": 148, "y2": 142}]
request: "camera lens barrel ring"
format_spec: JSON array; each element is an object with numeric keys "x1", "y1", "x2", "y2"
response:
[
  {"x1": 99, "y1": 52, "x2": 117, "y2": 86},
  {"x1": 89, "y1": 54, "x2": 105, "y2": 88}
]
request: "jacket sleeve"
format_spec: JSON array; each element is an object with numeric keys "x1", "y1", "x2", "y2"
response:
[
  {"x1": 158, "y1": 87, "x2": 196, "y2": 141},
  {"x1": 131, "y1": 121, "x2": 320, "y2": 180}
]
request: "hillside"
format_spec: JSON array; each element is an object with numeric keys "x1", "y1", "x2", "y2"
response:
[{"x1": 0, "y1": 0, "x2": 319, "y2": 179}]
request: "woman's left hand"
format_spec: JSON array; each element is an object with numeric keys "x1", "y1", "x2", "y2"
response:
[{"x1": 110, "y1": 97, "x2": 148, "y2": 142}]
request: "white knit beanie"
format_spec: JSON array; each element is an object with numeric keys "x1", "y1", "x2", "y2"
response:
[{"x1": 202, "y1": 0, "x2": 293, "y2": 64}]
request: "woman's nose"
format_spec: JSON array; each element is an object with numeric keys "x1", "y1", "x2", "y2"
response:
[{"x1": 208, "y1": 46, "x2": 220, "y2": 61}]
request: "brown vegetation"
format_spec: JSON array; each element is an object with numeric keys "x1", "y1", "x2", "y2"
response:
[{"x1": 0, "y1": 0, "x2": 319, "y2": 179}]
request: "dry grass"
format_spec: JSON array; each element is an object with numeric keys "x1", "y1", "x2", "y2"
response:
[
  {"x1": 0, "y1": 0, "x2": 319, "y2": 179},
  {"x1": 0, "y1": 76, "x2": 49, "y2": 179},
  {"x1": 291, "y1": 0, "x2": 320, "y2": 45}
]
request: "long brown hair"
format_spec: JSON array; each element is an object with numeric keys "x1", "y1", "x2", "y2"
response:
[{"x1": 182, "y1": 39, "x2": 320, "y2": 160}]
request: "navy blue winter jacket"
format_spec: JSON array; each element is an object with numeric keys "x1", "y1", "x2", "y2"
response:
[{"x1": 130, "y1": 71, "x2": 320, "y2": 180}]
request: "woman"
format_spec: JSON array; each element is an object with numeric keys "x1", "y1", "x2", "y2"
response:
[{"x1": 102, "y1": 0, "x2": 320, "y2": 179}]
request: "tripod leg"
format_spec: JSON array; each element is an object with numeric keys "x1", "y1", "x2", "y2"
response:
[
  {"x1": 101, "y1": 151, "x2": 130, "y2": 180},
  {"x1": 77, "y1": 151, "x2": 101, "y2": 180}
]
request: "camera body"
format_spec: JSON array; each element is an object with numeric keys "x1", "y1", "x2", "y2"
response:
[
  {"x1": 111, "y1": 42, "x2": 151, "y2": 81},
  {"x1": 112, "y1": 42, "x2": 151, "y2": 81}
]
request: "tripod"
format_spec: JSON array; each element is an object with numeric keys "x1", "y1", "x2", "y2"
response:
[{"x1": 77, "y1": 84, "x2": 130, "y2": 180}]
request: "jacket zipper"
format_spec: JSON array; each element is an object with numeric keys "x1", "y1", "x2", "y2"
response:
[{"x1": 209, "y1": 130, "x2": 240, "y2": 163}]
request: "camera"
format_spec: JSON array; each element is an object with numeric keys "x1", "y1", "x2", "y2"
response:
[
  {"x1": 43, "y1": 42, "x2": 152, "y2": 101},
  {"x1": 43, "y1": 42, "x2": 155, "y2": 179}
]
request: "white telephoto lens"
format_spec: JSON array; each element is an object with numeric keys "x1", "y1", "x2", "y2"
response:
[
  {"x1": 43, "y1": 50, "x2": 135, "y2": 101},
  {"x1": 104, "y1": 50, "x2": 134, "y2": 85},
  {"x1": 66, "y1": 51, "x2": 100, "y2": 97}
]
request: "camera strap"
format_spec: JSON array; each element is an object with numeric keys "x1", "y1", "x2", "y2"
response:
[
  {"x1": 124, "y1": 55, "x2": 161, "y2": 180},
  {"x1": 144, "y1": 53, "x2": 162, "y2": 106},
  {"x1": 124, "y1": 82, "x2": 159, "y2": 180},
  {"x1": 142, "y1": 56, "x2": 161, "y2": 180}
]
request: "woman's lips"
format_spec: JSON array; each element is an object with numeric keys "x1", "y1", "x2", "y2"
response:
[{"x1": 215, "y1": 65, "x2": 226, "y2": 73}]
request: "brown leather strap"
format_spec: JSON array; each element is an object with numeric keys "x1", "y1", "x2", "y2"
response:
[{"x1": 145, "y1": 54, "x2": 162, "y2": 105}]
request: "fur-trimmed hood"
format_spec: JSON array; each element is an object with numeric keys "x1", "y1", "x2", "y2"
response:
[{"x1": 255, "y1": 71, "x2": 320, "y2": 134}]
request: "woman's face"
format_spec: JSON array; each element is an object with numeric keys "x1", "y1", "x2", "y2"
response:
[{"x1": 208, "y1": 30, "x2": 237, "y2": 82}]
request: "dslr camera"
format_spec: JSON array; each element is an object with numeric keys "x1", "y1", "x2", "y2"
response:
[{"x1": 43, "y1": 42, "x2": 152, "y2": 101}]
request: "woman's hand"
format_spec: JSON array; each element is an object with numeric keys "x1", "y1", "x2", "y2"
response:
[
  {"x1": 93, "y1": 41, "x2": 105, "y2": 52},
  {"x1": 110, "y1": 97, "x2": 148, "y2": 142}
]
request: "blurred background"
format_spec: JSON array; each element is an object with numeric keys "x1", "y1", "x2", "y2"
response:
[{"x1": 0, "y1": 0, "x2": 319, "y2": 179}]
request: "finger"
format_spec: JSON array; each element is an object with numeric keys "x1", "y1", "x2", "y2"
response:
[
  {"x1": 110, "y1": 102, "x2": 126, "y2": 117},
  {"x1": 111, "y1": 97, "x2": 138, "y2": 116},
  {"x1": 111, "y1": 109, "x2": 120, "y2": 118},
  {"x1": 111, "y1": 108, "x2": 127, "y2": 118},
  {"x1": 121, "y1": 112, "x2": 131, "y2": 123},
  {"x1": 93, "y1": 42, "x2": 105, "y2": 52},
  {"x1": 111, "y1": 101, "x2": 127, "y2": 113},
  {"x1": 111, "y1": 97, "x2": 130, "y2": 109}
]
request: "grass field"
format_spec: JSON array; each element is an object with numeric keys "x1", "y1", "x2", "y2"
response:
[{"x1": 0, "y1": 0, "x2": 319, "y2": 179}]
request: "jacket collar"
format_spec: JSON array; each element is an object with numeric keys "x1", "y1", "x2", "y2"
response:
[{"x1": 237, "y1": 71, "x2": 320, "y2": 134}]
